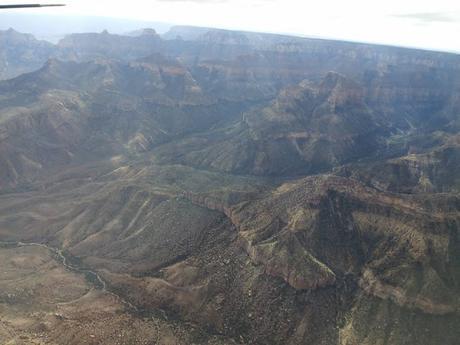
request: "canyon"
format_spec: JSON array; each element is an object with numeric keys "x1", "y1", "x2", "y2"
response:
[{"x1": 0, "y1": 26, "x2": 459, "y2": 344}]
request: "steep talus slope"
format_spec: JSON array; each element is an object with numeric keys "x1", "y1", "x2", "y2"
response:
[{"x1": 0, "y1": 162, "x2": 268, "y2": 271}]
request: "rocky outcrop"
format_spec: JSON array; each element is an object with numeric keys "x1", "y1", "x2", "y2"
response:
[
  {"x1": 360, "y1": 269, "x2": 458, "y2": 315},
  {"x1": 243, "y1": 232, "x2": 336, "y2": 290},
  {"x1": 184, "y1": 191, "x2": 336, "y2": 291},
  {"x1": 225, "y1": 175, "x2": 460, "y2": 312},
  {"x1": 337, "y1": 140, "x2": 460, "y2": 193}
]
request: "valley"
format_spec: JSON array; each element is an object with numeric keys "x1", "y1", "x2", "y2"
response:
[{"x1": 0, "y1": 244, "x2": 239, "y2": 344}]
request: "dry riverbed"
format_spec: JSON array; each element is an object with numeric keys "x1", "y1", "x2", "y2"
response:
[{"x1": 0, "y1": 245, "x2": 238, "y2": 345}]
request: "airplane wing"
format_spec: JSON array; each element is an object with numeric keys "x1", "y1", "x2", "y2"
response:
[{"x1": 0, "y1": 4, "x2": 64, "y2": 9}]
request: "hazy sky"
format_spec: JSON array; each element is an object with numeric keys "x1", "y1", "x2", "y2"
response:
[{"x1": 5, "y1": 0, "x2": 460, "y2": 52}]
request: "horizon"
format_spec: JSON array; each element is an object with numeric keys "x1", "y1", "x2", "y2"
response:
[
  {"x1": 0, "y1": 0, "x2": 459, "y2": 53},
  {"x1": 1, "y1": 14, "x2": 460, "y2": 56}
]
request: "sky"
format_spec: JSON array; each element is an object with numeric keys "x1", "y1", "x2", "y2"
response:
[{"x1": 3, "y1": 0, "x2": 460, "y2": 52}]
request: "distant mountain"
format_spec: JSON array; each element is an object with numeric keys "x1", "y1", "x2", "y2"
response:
[
  {"x1": 154, "y1": 72, "x2": 384, "y2": 175},
  {"x1": 0, "y1": 13, "x2": 172, "y2": 42},
  {"x1": 56, "y1": 30, "x2": 163, "y2": 61},
  {"x1": 0, "y1": 55, "x2": 251, "y2": 189},
  {"x1": 0, "y1": 28, "x2": 57, "y2": 80}
]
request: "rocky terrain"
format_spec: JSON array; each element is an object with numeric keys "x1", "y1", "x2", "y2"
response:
[
  {"x1": 0, "y1": 243, "x2": 238, "y2": 345},
  {"x1": 0, "y1": 29, "x2": 56, "y2": 80},
  {"x1": 0, "y1": 26, "x2": 459, "y2": 344}
]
